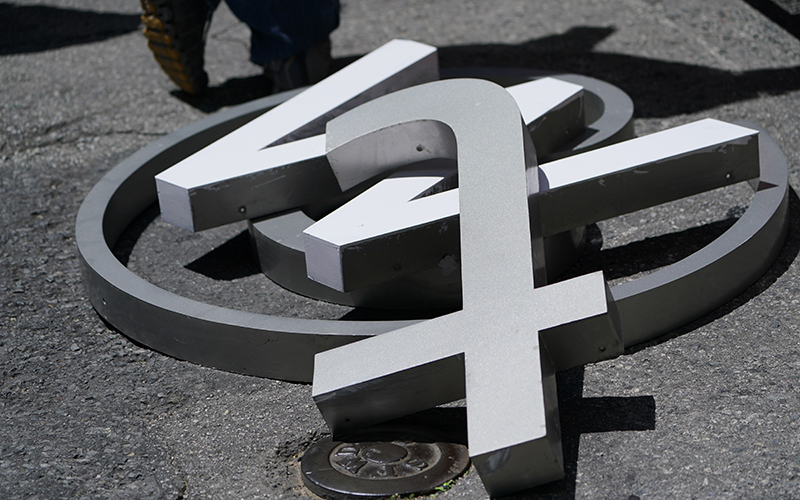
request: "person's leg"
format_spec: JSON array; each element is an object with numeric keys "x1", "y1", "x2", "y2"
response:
[
  {"x1": 140, "y1": 0, "x2": 217, "y2": 94},
  {"x1": 223, "y1": 0, "x2": 339, "y2": 63},
  {"x1": 141, "y1": 0, "x2": 339, "y2": 94},
  {"x1": 224, "y1": 0, "x2": 340, "y2": 90}
]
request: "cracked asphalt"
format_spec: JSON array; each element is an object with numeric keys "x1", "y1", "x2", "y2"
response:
[{"x1": 2, "y1": 0, "x2": 800, "y2": 498}]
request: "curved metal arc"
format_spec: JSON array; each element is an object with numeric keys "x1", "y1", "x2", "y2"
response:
[{"x1": 76, "y1": 71, "x2": 790, "y2": 383}]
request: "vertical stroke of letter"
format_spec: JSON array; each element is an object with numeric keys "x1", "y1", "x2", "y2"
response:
[{"x1": 311, "y1": 79, "x2": 621, "y2": 496}]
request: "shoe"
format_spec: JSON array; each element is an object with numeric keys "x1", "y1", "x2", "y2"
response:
[
  {"x1": 266, "y1": 38, "x2": 332, "y2": 93},
  {"x1": 140, "y1": 0, "x2": 210, "y2": 95}
]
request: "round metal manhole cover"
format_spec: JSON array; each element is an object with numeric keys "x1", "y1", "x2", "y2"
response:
[{"x1": 301, "y1": 426, "x2": 470, "y2": 498}]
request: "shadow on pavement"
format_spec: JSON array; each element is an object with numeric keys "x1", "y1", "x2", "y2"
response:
[
  {"x1": 559, "y1": 218, "x2": 739, "y2": 285},
  {"x1": 172, "y1": 26, "x2": 800, "y2": 117},
  {"x1": 335, "y1": 368, "x2": 655, "y2": 500},
  {"x1": 169, "y1": 56, "x2": 360, "y2": 112},
  {"x1": 0, "y1": 3, "x2": 140, "y2": 55},
  {"x1": 626, "y1": 188, "x2": 800, "y2": 355},
  {"x1": 438, "y1": 26, "x2": 800, "y2": 118},
  {"x1": 170, "y1": 73, "x2": 276, "y2": 113},
  {"x1": 499, "y1": 366, "x2": 655, "y2": 500},
  {"x1": 184, "y1": 230, "x2": 261, "y2": 281}
]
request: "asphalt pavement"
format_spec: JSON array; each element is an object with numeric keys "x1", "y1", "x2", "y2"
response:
[{"x1": 2, "y1": 0, "x2": 800, "y2": 498}]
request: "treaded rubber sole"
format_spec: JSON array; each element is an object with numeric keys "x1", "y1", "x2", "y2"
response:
[{"x1": 140, "y1": 0, "x2": 209, "y2": 94}]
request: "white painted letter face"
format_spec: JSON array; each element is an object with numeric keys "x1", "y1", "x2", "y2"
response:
[{"x1": 155, "y1": 39, "x2": 439, "y2": 233}]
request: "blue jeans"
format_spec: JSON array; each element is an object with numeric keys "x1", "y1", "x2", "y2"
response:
[{"x1": 205, "y1": 0, "x2": 340, "y2": 64}]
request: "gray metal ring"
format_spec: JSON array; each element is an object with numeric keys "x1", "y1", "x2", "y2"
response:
[{"x1": 75, "y1": 71, "x2": 789, "y2": 383}]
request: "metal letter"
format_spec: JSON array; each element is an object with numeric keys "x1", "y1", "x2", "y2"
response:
[
  {"x1": 155, "y1": 39, "x2": 438, "y2": 232},
  {"x1": 311, "y1": 79, "x2": 622, "y2": 496},
  {"x1": 304, "y1": 118, "x2": 759, "y2": 294},
  {"x1": 303, "y1": 77, "x2": 586, "y2": 292}
]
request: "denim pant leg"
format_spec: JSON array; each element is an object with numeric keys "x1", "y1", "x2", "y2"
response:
[{"x1": 220, "y1": 0, "x2": 340, "y2": 65}]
